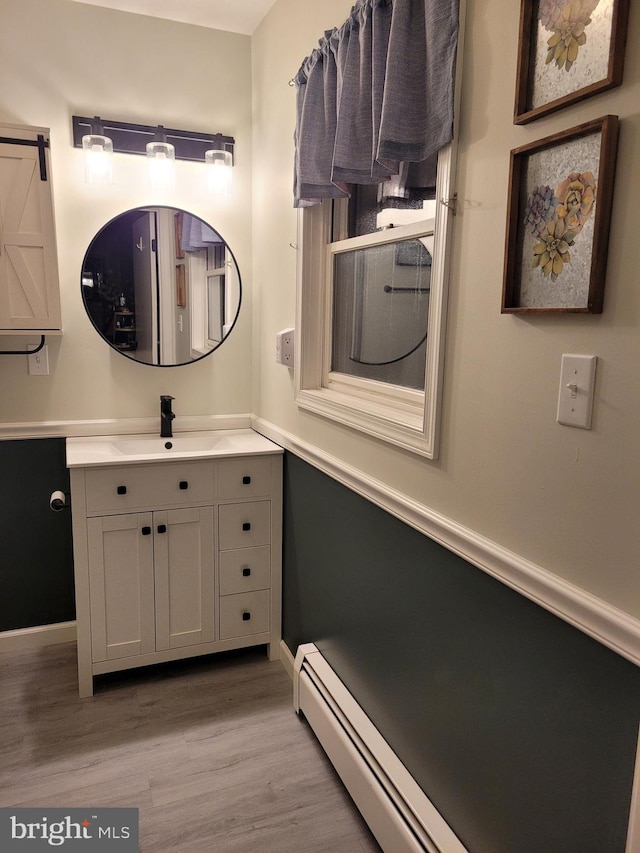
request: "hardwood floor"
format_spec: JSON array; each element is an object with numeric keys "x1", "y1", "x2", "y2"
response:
[{"x1": 0, "y1": 642, "x2": 381, "y2": 852}]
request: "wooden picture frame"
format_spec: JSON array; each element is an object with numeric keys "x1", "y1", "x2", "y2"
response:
[
  {"x1": 502, "y1": 115, "x2": 618, "y2": 314},
  {"x1": 176, "y1": 264, "x2": 186, "y2": 308},
  {"x1": 514, "y1": 0, "x2": 629, "y2": 125},
  {"x1": 174, "y1": 210, "x2": 185, "y2": 259}
]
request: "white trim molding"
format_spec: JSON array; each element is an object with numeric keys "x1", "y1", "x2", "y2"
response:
[
  {"x1": 252, "y1": 416, "x2": 640, "y2": 668},
  {"x1": 626, "y1": 725, "x2": 640, "y2": 853},
  {"x1": 294, "y1": 643, "x2": 468, "y2": 852},
  {"x1": 0, "y1": 621, "x2": 76, "y2": 653},
  {"x1": 0, "y1": 413, "x2": 253, "y2": 441},
  {"x1": 294, "y1": 146, "x2": 456, "y2": 461},
  {"x1": 279, "y1": 639, "x2": 295, "y2": 681}
]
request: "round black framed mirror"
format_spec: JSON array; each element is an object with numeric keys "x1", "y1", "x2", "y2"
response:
[{"x1": 81, "y1": 206, "x2": 241, "y2": 366}]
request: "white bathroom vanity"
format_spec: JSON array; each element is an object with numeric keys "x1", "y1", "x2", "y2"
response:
[{"x1": 67, "y1": 429, "x2": 283, "y2": 697}]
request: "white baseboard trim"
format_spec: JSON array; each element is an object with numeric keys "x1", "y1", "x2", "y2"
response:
[
  {"x1": 0, "y1": 621, "x2": 77, "y2": 653},
  {"x1": 294, "y1": 643, "x2": 468, "y2": 852},
  {"x1": 279, "y1": 639, "x2": 295, "y2": 681},
  {"x1": 252, "y1": 416, "x2": 640, "y2": 668},
  {"x1": 0, "y1": 414, "x2": 253, "y2": 441},
  {"x1": 626, "y1": 725, "x2": 640, "y2": 853}
]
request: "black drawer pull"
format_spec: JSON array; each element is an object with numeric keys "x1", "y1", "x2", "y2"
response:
[
  {"x1": 242, "y1": 612, "x2": 251, "y2": 621},
  {"x1": 179, "y1": 481, "x2": 189, "y2": 490},
  {"x1": 116, "y1": 485, "x2": 127, "y2": 495},
  {"x1": 242, "y1": 567, "x2": 251, "y2": 577},
  {"x1": 157, "y1": 524, "x2": 167, "y2": 534},
  {"x1": 141, "y1": 526, "x2": 151, "y2": 536},
  {"x1": 242, "y1": 522, "x2": 251, "y2": 532},
  {"x1": 242, "y1": 475, "x2": 251, "y2": 485}
]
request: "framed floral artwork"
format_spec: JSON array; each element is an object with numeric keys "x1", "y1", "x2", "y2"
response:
[
  {"x1": 514, "y1": 0, "x2": 629, "y2": 124},
  {"x1": 502, "y1": 115, "x2": 618, "y2": 314}
]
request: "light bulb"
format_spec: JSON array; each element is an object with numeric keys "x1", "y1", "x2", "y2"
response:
[
  {"x1": 205, "y1": 149, "x2": 233, "y2": 196},
  {"x1": 82, "y1": 134, "x2": 113, "y2": 184},
  {"x1": 146, "y1": 140, "x2": 175, "y2": 190}
]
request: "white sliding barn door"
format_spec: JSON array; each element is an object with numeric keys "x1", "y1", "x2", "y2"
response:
[{"x1": 0, "y1": 129, "x2": 61, "y2": 331}]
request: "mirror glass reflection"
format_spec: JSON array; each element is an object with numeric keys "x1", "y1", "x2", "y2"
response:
[{"x1": 81, "y1": 207, "x2": 241, "y2": 366}]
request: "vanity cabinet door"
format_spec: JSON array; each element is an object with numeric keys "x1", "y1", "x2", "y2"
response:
[
  {"x1": 0, "y1": 126, "x2": 62, "y2": 332},
  {"x1": 87, "y1": 513, "x2": 155, "y2": 662},
  {"x1": 154, "y1": 507, "x2": 215, "y2": 651},
  {"x1": 88, "y1": 508, "x2": 215, "y2": 661}
]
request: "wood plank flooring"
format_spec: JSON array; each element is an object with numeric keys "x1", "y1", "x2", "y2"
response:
[{"x1": 0, "y1": 643, "x2": 381, "y2": 852}]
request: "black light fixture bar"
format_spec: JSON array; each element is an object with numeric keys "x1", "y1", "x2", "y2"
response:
[{"x1": 72, "y1": 116, "x2": 234, "y2": 163}]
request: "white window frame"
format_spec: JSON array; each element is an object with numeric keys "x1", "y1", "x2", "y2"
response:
[
  {"x1": 190, "y1": 247, "x2": 227, "y2": 357},
  {"x1": 189, "y1": 250, "x2": 208, "y2": 358},
  {"x1": 295, "y1": 143, "x2": 457, "y2": 460}
]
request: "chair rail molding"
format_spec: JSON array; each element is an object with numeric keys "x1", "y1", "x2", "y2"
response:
[
  {"x1": 0, "y1": 413, "x2": 253, "y2": 441},
  {"x1": 252, "y1": 415, "x2": 640, "y2": 668}
]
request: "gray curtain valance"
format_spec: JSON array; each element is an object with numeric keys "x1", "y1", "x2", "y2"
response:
[
  {"x1": 180, "y1": 213, "x2": 222, "y2": 253},
  {"x1": 293, "y1": 0, "x2": 459, "y2": 208}
]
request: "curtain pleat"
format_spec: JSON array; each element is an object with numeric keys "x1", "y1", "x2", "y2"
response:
[
  {"x1": 180, "y1": 214, "x2": 222, "y2": 253},
  {"x1": 293, "y1": 0, "x2": 458, "y2": 208}
]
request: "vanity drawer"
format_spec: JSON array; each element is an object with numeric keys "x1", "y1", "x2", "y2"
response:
[
  {"x1": 218, "y1": 501, "x2": 271, "y2": 550},
  {"x1": 217, "y1": 456, "x2": 273, "y2": 500},
  {"x1": 85, "y1": 461, "x2": 215, "y2": 514},
  {"x1": 219, "y1": 590, "x2": 270, "y2": 639},
  {"x1": 219, "y1": 546, "x2": 271, "y2": 595}
]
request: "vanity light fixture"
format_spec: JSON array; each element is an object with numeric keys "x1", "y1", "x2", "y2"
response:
[
  {"x1": 146, "y1": 126, "x2": 175, "y2": 190},
  {"x1": 72, "y1": 116, "x2": 234, "y2": 191},
  {"x1": 205, "y1": 148, "x2": 233, "y2": 196},
  {"x1": 81, "y1": 118, "x2": 114, "y2": 184}
]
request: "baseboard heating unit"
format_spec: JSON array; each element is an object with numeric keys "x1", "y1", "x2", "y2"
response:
[{"x1": 293, "y1": 643, "x2": 468, "y2": 853}]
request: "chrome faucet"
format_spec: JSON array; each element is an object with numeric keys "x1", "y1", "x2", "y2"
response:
[{"x1": 160, "y1": 395, "x2": 175, "y2": 438}]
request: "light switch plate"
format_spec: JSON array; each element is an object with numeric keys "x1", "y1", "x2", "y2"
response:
[
  {"x1": 557, "y1": 354, "x2": 597, "y2": 429},
  {"x1": 27, "y1": 344, "x2": 49, "y2": 375}
]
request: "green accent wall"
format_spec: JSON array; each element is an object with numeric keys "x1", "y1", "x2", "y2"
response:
[
  {"x1": 3, "y1": 439, "x2": 640, "y2": 851},
  {"x1": 282, "y1": 452, "x2": 640, "y2": 853},
  {"x1": 0, "y1": 438, "x2": 75, "y2": 631}
]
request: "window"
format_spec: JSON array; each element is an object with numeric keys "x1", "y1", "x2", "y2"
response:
[
  {"x1": 331, "y1": 222, "x2": 433, "y2": 393},
  {"x1": 295, "y1": 145, "x2": 457, "y2": 459},
  {"x1": 190, "y1": 243, "x2": 231, "y2": 356}
]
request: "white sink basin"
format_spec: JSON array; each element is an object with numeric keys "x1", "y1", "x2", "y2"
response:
[
  {"x1": 66, "y1": 429, "x2": 282, "y2": 467},
  {"x1": 114, "y1": 434, "x2": 236, "y2": 455}
]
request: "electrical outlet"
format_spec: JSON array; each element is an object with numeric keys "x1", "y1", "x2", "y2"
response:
[
  {"x1": 27, "y1": 344, "x2": 49, "y2": 375},
  {"x1": 276, "y1": 328, "x2": 295, "y2": 368}
]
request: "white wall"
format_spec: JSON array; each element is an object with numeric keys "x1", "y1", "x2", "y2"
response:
[
  {"x1": 0, "y1": 0, "x2": 253, "y2": 426},
  {"x1": 251, "y1": 0, "x2": 640, "y2": 618}
]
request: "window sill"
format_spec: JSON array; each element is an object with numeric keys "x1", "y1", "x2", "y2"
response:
[{"x1": 296, "y1": 386, "x2": 436, "y2": 458}]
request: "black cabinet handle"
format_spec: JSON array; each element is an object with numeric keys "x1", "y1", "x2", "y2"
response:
[
  {"x1": 242, "y1": 612, "x2": 251, "y2": 621},
  {"x1": 242, "y1": 567, "x2": 251, "y2": 577},
  {"x1": 179, "y1": 481, "x2": 189, "y2": 490},
  {"x1": 242, "y1": 522, "x2": 251, "y2": 531},
  {"x1": 157, "y1": 524, "x2": 167, "y2": 534},
  {"x1": 117, "y1": 485, "x2": 127, "y2": 495},
  {"x1": 242, "y1": 475, "x2": 251, "y2": 485},
  {"x1": 141, "y1": 526, "x2": 151, "y2": 536}
]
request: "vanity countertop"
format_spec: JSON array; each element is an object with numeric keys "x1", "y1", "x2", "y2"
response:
[{"x1": 66, "y1": 429, "x2": 283, "y2": 468}]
